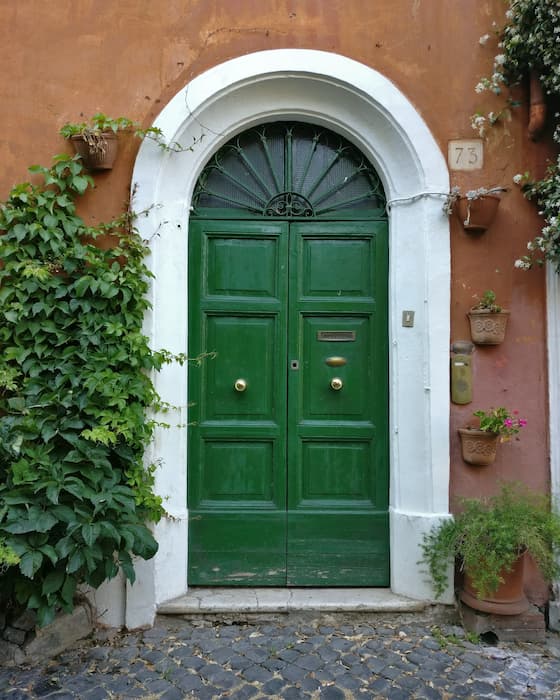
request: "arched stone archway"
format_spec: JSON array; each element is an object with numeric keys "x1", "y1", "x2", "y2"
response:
[{"x1": 122, "y1": 49, "x2": 451, "y2": 628}]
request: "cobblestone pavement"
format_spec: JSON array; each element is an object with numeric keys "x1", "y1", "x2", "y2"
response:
[{"x1": 2, "y1": 614, "x2": 560, "y2": 699}]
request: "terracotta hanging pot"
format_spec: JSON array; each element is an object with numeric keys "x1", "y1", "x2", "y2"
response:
[
  {"x1": 528, "y1": 70, "x2": 546, "y2": 141},
  {"x1": 70, "y1": 132, "x2": 118, "y2": 170},
  {"x1": 455, "y1": 195, "x2": 501, "y2": 233},
  {"x1": 460, "y1": 551, "x2": 529, "y2": 615},
  {"x1": 467, "y1": 308, "x2": 510, "y2": 345},
  {"x1": 458, "y1": 428, "x2": 498, "y2": 466}
]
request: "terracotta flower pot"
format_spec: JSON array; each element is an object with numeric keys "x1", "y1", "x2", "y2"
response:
[
  {"x1": 455, "y1": 195, "x2": 501, "y2": 233},
  {"x1": 467, "y1": 308, "x2": 510, "y2": 345},
  {"x1": 460, "y1": 551, "x2": 529, "y2": 615},
  {"x1": 458, "y1": 428, "x2": 498, "y2": 466},
  {"x1": 70, "y1": 132, "x2": 118, "y2": 170}
]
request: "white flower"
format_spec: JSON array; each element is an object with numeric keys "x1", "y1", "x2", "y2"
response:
[
  {"x1": 513, "y1": 174, "x2": 523, "y2": 184},
  {"x1": 495, "y1": 54, "x2": 506, "y2": 65},
  {"x1": 479, "y1": 34, "x2": 491, "y2": 46},
  {"x1": 505, "y1": 9, "x2": 513, "y2": 20},
  {"x1": 475, "y1": 82, "x2": 486, "y2": 93}
]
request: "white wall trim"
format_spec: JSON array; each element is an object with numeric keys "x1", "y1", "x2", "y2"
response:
[{"x1": 124, "y1": 49, "x2": 451, "y2": 628}]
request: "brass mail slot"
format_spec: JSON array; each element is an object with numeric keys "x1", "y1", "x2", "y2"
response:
[{"x1": 317, "y1": 331, "x2": 356, "y2": 342}]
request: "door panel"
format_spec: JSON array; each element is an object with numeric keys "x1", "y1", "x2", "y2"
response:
[
  {"x1": 287, "y1": 222, "x2": 389, "y2": 585},
  {"x1": 188, "y1": 221, "x2": 288, "y2": 585},
  {"x1": 188, "y1": 219, "x2": 389, "y2": 586}
]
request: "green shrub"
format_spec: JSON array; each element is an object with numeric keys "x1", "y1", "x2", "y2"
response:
[{"x1": 0, "y1": 154, "x2": 169, "y2": 626}]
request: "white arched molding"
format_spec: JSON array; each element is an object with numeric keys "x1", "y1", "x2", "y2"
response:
[{"x1": 124, "y1": 49, "x2": 451, "y2": 629}]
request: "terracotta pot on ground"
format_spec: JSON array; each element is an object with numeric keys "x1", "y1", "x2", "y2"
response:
[
  {"x1": 458, "y1": 428, "x2": 498, "y2": 466},
  {"x1": 70, "y1": 132, "x2": 118, "y2": 170},
  {"x1": 460, "y1": 551, "x2": 529, "y2": 615},
  {"x1": 455, "y1": 195, "x2": 501, "y2": 233},
  {"x1": 467, "y1": 308, "x2": 510, "y2": 345}
]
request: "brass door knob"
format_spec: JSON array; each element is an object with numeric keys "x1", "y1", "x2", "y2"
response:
[
  {"x1": 330, "y1": 377, "x2": 343, "y2": 391},
  {"x1": 234, "y1": 378, "x2": 247, "y2": 392}
]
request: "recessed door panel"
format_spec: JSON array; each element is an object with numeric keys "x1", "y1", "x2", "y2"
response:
[
  {"x1": 301, "y1": 237, "x2": 374, "y2": 299},
  {"x1": 204, "y1": 315, "x2": 278, "y2": 420},
  {"x1": 300, "y1": 440, "x2": 373, "y2": 504},
  {"x1": 205, "y1": 235, "x2": 279, "y2": 299},
  {"x1": 300, "y1": 316, "x2": 373, "y2": 421},
  {"x1": 200, "y1": 439, "x2": 277, "y2": 505}
]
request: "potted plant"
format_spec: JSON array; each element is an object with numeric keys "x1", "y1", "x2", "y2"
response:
[
  {"x1": 59, "y1": 113, "x2": 134, "y2": 170},
  {"x1": 444, "y1": 186, "x2": 507, "y2": 233},
  {"x1": 467, "y1": 289, "x2": 510, "y2": 345},
  {"x1": 458, "y1": 406, "x2": 526, "y2": 466},
  {"x1": 421, "y1": 483, "x2": 560, "y2": 615},
  {"x1": 60, "y1": 113, "x2": 166, "y2": 170}
]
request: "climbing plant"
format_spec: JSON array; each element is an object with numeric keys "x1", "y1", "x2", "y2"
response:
[
  {"x1": 0, "y1": 152, "x2": 178, "y2": 626},
  {"x1": 473, "y1": 0, "x2": 560, "y2": 270}
]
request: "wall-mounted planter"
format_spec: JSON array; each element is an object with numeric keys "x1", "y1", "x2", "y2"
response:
[
  {"x1": 467, "y1": 308, "x2": 510, "y2": 345},
  {"x1": 458, "y1": 427, "x2": 498, "y2": 466},
  {"x1": 455, "y1": 194, "x2": 501, "y2": 233},
  {"x1": 70, "y1": 132, "x2": 118, "y2": 170}
]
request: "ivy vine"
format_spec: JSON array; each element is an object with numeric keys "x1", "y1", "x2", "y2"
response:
[
  {"x1": 0, "y1": 152, "x2": 178, "y2": 626},
  {"x1": 474, "y1": 0, "x2": 560, "y2": 270}
]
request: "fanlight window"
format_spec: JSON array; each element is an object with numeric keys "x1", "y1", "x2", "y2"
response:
[{"x1": 192, "y1": 122, "x2": 386, "y2": 217}]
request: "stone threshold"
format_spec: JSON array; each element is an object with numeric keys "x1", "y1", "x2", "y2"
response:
[{"x1": 158, "y1": 588, "x2": 427, "y2": 615}]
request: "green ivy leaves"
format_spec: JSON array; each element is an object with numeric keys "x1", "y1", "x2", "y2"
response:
[{"x1": 0, "y1": 153, "x2": 164, "y2": 625}]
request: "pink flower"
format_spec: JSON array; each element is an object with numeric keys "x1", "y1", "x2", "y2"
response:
[
  {"x1": 513, "y1": 410, "x2": 519, "y2": 415},
  {"x1": 519, "y1": 419, "x2": 527, "y2": 427},
  {"x1": 504, "y1": 419, "x2": 513, "y2": 428}
]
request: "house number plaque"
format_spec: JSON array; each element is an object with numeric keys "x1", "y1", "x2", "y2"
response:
[
  {"x1": 448, "y1": 139, "x2": 483, "y2": 171},
  {"x1": 317, "y1": 331, "x2": 356, "y2": 342}
]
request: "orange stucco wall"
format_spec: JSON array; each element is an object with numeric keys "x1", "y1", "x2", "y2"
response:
[{"x1": 1, "y1": 1, "x2": 554, "y2": 601}]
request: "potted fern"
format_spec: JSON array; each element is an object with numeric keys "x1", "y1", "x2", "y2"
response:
[
  {"x1": 467, "y1": 289, "x2": 510, "y2": 345},
  {"x1": 421, "y1": 483, "x2": 560, "y2": 615}
]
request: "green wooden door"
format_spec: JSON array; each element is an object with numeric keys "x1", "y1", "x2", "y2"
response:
[{"x1": 188, "y1": 219, "x2": 389, "y2": 586}]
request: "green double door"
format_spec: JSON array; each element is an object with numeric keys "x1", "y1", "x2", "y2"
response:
[{"x1": 188, "y1": 219, "x2": 389, "y2": 586}]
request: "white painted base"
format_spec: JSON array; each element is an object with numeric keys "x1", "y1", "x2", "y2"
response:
[
  {"x1": 390, "y1": 508, "x2": 454, "y2": 604},
  {"x1": 89, "y1": 573, "x2": 126, "y2": 629}
]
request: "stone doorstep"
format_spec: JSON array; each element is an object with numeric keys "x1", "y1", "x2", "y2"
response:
[
  {"x1": 158, "y1": 587, "x2": 428, "y2": 615},
  {"x1": 460, "y1": 602, "x2": 546, "y2": 643}
]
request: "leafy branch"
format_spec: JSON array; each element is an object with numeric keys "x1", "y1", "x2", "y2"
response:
[{"x1": 473, "y1": 1, "x2": 560, "y2": 270}]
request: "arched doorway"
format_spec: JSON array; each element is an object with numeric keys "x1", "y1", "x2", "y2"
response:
[
  {"x1": 187, "y1": 123, "x2": 389, "y2": 585},
  {"x1": 124, "y1": 49, "x2": 451, "y2": 628}
]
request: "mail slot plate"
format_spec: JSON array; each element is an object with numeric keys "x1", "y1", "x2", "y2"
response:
[{"x1": 317, "y1": 331, "x2": 356, "y2": 342}]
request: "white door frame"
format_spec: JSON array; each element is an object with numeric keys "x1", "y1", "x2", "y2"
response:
[{"x1": 120, "y1": 49, "x2": 451, "y2": 628}]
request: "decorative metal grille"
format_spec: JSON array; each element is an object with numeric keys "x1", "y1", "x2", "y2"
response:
[{"x1": 192, "y1": 123, "x2": 386, "y2": 217}]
